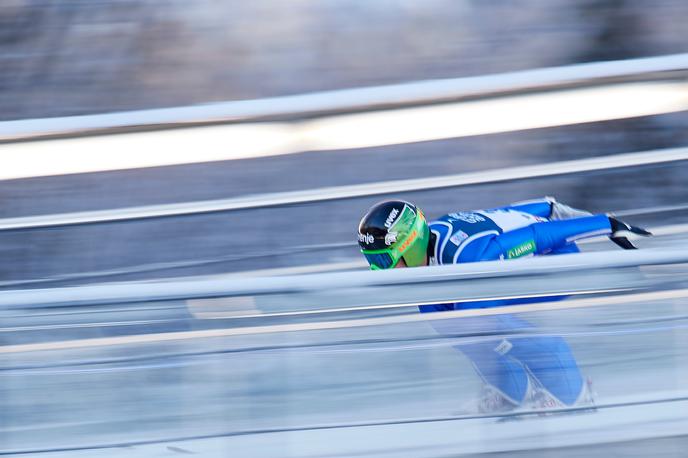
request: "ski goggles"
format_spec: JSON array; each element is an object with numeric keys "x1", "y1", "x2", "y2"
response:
[{"x1": 362, "y1": 250, "x2": 401, "y2": 270}]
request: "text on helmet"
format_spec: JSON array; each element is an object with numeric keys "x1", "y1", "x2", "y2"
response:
[
  {"x1": 385, "y1": 208, "x2": 400, "y2": 229},
  {"x1": 358, "y1": 233, "x2": 374, "y2": 245},
  {"x1": 397, "y1": 229, "x2": 418, "y2": 253}
]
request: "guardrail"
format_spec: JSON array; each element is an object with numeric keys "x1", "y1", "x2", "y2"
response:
[
  {"x1": 0, "y1": 56, "x2": 687, "y2": 182},
  {"x1": 1, "y1": 246, "x2": 686, "y2": 311},
  {"x1": 3, "y1": 53, "x2": 688, "y2": 142},
  {"x1": 1, "y1": 146, "x2": 686, "y2": 231},
  {"x1": 2, "y1": 246, "x2": 687, "y2": 355}
]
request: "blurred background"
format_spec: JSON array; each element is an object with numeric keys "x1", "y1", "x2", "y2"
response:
[
  {"x1": 2, "y1": 1, "x2": 688, "y2": 457},
  {"x1": 3, "y1": 0, "x2": 688, "y2": 117},
  {"x1": 0, "y1": 0, "x2": 687, "y2": 285}
]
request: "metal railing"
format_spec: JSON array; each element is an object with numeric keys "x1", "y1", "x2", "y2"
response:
[
  {"x1": 0, "y1": 146, "x2": 686, "y2": 230},
  {"x1": 0, "y1": 54, "x2": 686, "y2": 227},
  {"x1": 1, "y1": 245, "x2": 687, "y2": 355},
  {"x1": 1, "y1": 246, "x2": 686, "y2": 311},
  {"x1": 3, "y1": 53, "x2": 688, "y2": 142},
  {"x1": 3, "y1": 54, "x2": 688, "y2": 458}
]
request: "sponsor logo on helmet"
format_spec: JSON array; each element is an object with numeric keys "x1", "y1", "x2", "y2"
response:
[
  {"x1": 448, "y1": 212, "x2": 485, "y2": 224},
  {"x1": 358, "y1": 233, "x2": 375, "y2": 245},
  {"x1": 384, "y1": 231, "x2": 398, "y2": 246},
  {"x1": 397, "y1": 229, "x2": 418, "y2": 253},
  {"x1": 384, "y1": 208, "x2": 400, "y2": 229}
]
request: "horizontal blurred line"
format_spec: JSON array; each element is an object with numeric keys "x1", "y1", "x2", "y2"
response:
[
  {"x1": 639, "y1": 223, "x2": 688, "y2": 237},
  {"x1": 0, "y1": 146, "x2": 687, "y2": 230},
  {"x1": 302, "y1": 81, "x2": 688, "y2": 151},
  {"x1": 0, "y1": 215, "x2": 682, "y2": 290},
  {"x1": 1, "y1": 246, "x2": 685, "y2": 309},
  {"x1": 0, "y1": 81, "x2": 687, "y2": 181},
  {"x1": 1, "y1": 246, "x2": 685, "y2": 312},
  {"x1": 0, "y1": 318, "x2": 183, "y2": 333},
  {"x1": 0, "y1": 245, "x2": 361, "y2": 289},
  {"x1": 614, "y1": 203, "x2": 688, "y2": 217},
  {"x1": 4, "y1": 53, "x2": 688, "y2": 142},
  {"x1": 2, "y1": 394, "x2": 688, "y2": 455},
  {"x1": 2, "y1": 288, "x2": 687, "y2": 354},
  {"x1": 576, "y1": 222, "x2": 688, "y2": 245},
  {"x1": 191, "y1": 288, "x2": 630, "y2": 320},
  {"x1": 0, "y1": 260, "x2": 366, "y2": 290},
  {"x1": 7, "y1": 315, "x2": 688, "y2": 372}
]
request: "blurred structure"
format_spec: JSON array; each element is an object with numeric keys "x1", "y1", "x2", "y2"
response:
[
  {"x1": 0, "y1": 0, "x2": 687, "y2": 283},
  {"x1": 3, "y1": 247, "x2": 688, "y2": 456},
  {"x1": 1, "y1": 4, "x2": 688, "y2": 281},
  {"x1": 1, "y1": 3, "x2": 688, "y2": 455},
  {"x1": 2, "y1": 0, "x2": 688, "y2": 120}
]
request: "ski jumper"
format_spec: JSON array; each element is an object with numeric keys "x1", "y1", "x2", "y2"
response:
[{"x1": 420, "y1": 198, "x2": 611, "y2": 406}]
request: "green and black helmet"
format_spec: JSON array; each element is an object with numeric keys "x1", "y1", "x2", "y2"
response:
[{"x1": 357, "y1": 200, "x2": 430, "y2": 270}]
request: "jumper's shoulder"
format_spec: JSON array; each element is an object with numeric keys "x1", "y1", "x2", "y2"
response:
[
  {"x1": 429, "y1": 212, "x2": 502, "y2": 264},
  {"x1": 431, "y1": 211, "x2": 501, "y2": 235}
]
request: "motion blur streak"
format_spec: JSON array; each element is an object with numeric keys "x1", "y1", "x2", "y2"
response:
[
  {"x1": 4, "y1": 52, "x2": 688, "y2": 142},
  {"x1": 4, "y1": 224, "x2": 685, "y2": 457},
  {"x1": 0, "y1": 146, "x2": 685, "y2": 230},
  {"x1": 302, "y1": 81, "x2": 688, "y2": 151},
  {"x1": 0, "y1": 80, "x2": 687, "y2": 180},
  {"x1": 0, "y1": 207, "x2": 681, "y2": 290},
  {"x1": 3, "y1": 2, "x2": 688, "y2": 456},
  {"x1": 2, "y1": 288, "x2": 687, "y2": 355},
  {"x1": 2, "y1": 280, "x2": 688, "y2": 456}
]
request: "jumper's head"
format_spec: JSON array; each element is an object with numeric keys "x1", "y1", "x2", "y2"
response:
[{"x1": 357, "y1": 200, "x2": 430, "y2": 270}]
